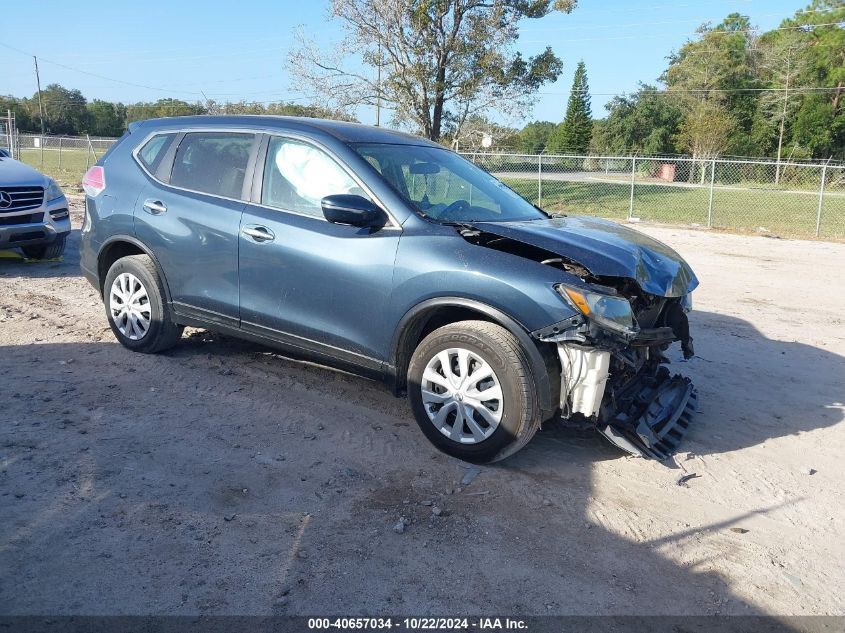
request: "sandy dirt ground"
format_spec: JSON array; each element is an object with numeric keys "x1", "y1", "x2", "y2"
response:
[{"x1": 1, "y1": 196, "x2": 843, "y2": 616}]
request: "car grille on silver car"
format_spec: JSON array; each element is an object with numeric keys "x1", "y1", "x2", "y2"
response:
[{"x1": 0, "y1": 186, "x2": 45, "y2": 213}]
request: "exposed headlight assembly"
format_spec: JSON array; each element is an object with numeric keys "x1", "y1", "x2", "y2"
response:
[
  {"x1": 556, "y1": 283, "x2": 638, "y2": 337},
  {"x1": 44, "y1": 178, "x2": 65, "y2": 202}
]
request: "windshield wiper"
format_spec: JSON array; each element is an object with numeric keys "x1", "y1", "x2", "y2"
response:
[
  {"x1": 442, "y1": 220, "x2": 478, "y2": 229},
  {"x1": 533, "y1": 204, "x2": 563, "y2": 218}
]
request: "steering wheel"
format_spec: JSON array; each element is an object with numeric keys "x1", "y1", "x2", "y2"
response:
[{"x1": 440, "y1": 199, "x2": 471, "y2": 219}]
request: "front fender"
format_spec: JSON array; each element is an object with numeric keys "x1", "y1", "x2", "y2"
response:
[
  {"x1": 386, "y1": 231, "x2": 583, "y2": 415},
  {"x1": 388, "y1": 296, "x2": 561, "y2": 417},
  {"x1": 389, "y1": 231, "x2": 581, "y2": 334}
]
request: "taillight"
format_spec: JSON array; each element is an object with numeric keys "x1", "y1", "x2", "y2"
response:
[{"x1": 82, "y1": 166, "x2": 106, "y2": 197}]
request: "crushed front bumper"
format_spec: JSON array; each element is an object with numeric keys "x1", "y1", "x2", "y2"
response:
[
  {"x1": 596, "y1": 367, "x2": 697, "y2": 460},
  {"x1": 557, "y1": 343, "x2": 697, "y2": 461}
]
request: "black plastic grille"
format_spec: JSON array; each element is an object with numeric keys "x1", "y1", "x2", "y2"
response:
[
  {"x1": 9, "y1": 230, "x2": 45, "y2": 243},
  {"x1": 0, "y1": 212, "x2": 43, "y2": 226}
]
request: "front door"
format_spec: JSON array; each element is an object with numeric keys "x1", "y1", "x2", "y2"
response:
[{"x1": 238, "y1": 136, "x2": 400, "y2": 367}]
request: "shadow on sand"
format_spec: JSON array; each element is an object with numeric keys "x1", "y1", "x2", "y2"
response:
[{"x1": 0, "y1": 302, "x2": 841, "y2": 623}]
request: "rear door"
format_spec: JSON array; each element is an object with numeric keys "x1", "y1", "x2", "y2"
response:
[
  {"x1": 238, "y1": 134, "x2": 401, "y2": 366},
  {"x1": 133, "y1": 130, "x2": 258, "y2": 328}
]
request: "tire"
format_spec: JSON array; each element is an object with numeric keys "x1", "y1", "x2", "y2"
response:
[
  {"x1": 22, "y1": 234, "x2": 67, "y2": 260},
  {"x1": 103, "y1": 254, "x2": 183, "y2": 354},
  {"x1": 407, "y1": 320, "x2": 542, "y2": 463}
]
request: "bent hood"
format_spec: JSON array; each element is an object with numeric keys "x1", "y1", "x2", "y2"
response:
[{"x1": 472, "y1": 216, "x2": 698, "y2": 297}]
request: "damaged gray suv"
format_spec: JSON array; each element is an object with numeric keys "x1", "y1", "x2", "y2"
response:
[{"x1": 80, "y1": 116, "x2": 698, "y2": 463}]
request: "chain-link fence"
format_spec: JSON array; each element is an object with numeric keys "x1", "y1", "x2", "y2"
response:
[
  {"x1": 10, "y1": 133, "x2": 844, "y2": 240},
  {"x1": 465, "y1": 153, "x2": 845, "y2": 240},
  {"x1": 16, "y1": 133, "x2": 119, "y2": 186}
]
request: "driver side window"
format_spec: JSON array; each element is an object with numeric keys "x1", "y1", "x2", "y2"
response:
[
  {"x1": 261, "y1": 137, "x2": 368, "y2": 218},
  {"x1": 402, "y1": 161, "x2": 499, "y2": 213}
]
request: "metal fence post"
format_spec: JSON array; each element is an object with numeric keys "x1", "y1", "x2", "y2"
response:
[
  {"x1": 537, "y1": 153, "x2": 542, "y2": 207},
  {"x1": 628, "y1": 156, "x2": 636, "y2": 220},
  {"x1": 707, "y1": 157, "x2": 716, "y2": 227},
  {"x1": 816, "y1": 159, "x2": 829, "y2": 237},
  {"x1": 58, "y1": 136, "x2": 63, "y2": 170}
]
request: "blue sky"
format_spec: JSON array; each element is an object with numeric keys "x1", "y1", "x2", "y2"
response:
[{"x1": 2, "y1": 0, "x2": 807, "y2": 127}]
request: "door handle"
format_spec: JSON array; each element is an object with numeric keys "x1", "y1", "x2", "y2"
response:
[
  {"x1": 242, "y1": 225, "x2": 275, "y2": 242},
  {"x1": 142, "y1": 199, "x2": 167, "y2": 215}
]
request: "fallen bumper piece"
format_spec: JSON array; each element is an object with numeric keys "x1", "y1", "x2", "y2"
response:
[{"x1": 598, "y1": 371, "x2": 697, "y2": 460}]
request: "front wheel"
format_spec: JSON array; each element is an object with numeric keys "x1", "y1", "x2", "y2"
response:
[
  {"x1": 103, "y1": 254, "x2": 183, "y2": 353},
  {"x1": 407, "y1": 320, "x2": 542, "y2": 463}
]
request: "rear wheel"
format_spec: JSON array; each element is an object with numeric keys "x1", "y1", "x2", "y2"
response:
[
  {"x1": 103, "y1": 254, "x2": 183, "y2": 353},
  {"x1": 407, "y1": 320, "x2": 542, "y2": 463},
  {"x1": 22, "y1": 234, "x2": 67, "y2": 260}
]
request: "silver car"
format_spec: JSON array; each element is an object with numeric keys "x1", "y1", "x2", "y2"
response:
[{"x1": 0, "y1": 155, "x2": 70, "y2": 259}]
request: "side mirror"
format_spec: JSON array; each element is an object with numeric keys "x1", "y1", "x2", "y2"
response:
[{"x1": 321, "y1": 194, "x2": 385, "y2": 228}]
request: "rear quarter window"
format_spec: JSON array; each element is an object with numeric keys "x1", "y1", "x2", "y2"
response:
[
  {"x1": 137, "y1": 133, "x2": 176, "y2": 171},
  {"x1": 169, "y1": 132, "x2": 256, "y2": 200}
]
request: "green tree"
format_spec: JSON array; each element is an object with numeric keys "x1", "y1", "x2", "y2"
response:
[
  {"x1": 755, "y1": 30, "x2": 811, "y2": 176},
  {"x1": 289, "y1": 0, "x2": 577, "y2": 141},
  {"x1": 782, "y1": 1, "x2": 845, "y2": 158},
  {"x1": 39, "y1": 84, "x2": 88, "y2": 135},
  {"x1": 663, "y1": 14, "x2": 756, "y2": 160},
  {"x1": 676, "y1": 100, "x2": 736, "y2": 161},
  {"x1": 126, "y1": 98, "x2": 206, "y2": 123},
  {"x1": 203, "y1": 100, "x2": 356, "y2": 121},
  {"x1": 792, "y1": 96, "x2": 845, "y2": 157},
  {"x1": 547, "y1": 60, "x2": 592, "y2": 153},
  {"x1": 0, "y1": 95, "x2": 32, "y2": 132},
  {"x1": 86, "y1": 100, "x2": 126, "y2": 136},
  {"x1": 516, "y1": 121, "x2": 555, "y2": 152},
  {"x1": 601, "y1": 84, "x2": 683, "y2": 155}
]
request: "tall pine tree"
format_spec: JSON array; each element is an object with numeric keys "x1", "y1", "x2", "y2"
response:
[{"x1": 548, "y1": 61, "x2": 593, "y2": 154}]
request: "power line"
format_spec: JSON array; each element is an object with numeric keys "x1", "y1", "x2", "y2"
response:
[
  {"x1": 522, "y1": 20, "x2": 845, "y2": 44},
  {"x1": 522, "y1": 11, "x2": 785, "y2": 33},
  {"x1": 0, "y1": 41, "x2": 203, "y2": 96},
  {"x1": 539, "y1": 86, "x2": 844, "y2": 97}
]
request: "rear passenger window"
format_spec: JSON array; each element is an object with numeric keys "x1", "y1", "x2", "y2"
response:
[
  {"x1": 261, "y1": 137, "x2": 366, "y2": 218},
  {"x1": 137, "y1": 133, "x2": 175, "y2": 171},
  {"x1": 170, "y1": 132, "x2": 255, "y2": 199}
]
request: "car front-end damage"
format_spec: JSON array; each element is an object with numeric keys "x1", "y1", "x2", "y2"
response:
[
  {"x1": 535, "y1": 286, "x2": 697, "y2": 460},
  {"x1": 461, "y1": 216, "x2": 699, "y2": 460}
]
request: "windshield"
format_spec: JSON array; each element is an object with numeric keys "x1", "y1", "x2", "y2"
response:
[{"x1": 352, "y1": 143, "x2": 547, "y2": 223}]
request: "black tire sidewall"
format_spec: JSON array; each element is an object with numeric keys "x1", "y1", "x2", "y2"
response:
[
  {"x1": 408, "y1": 327, "x2": 533, "y2": 463},
  {"x1": 22, "y1": 234, "x2": 66, "y2": 259},
  {"x1": 103, "y1": 257, "x2": 169, "y2": 353}
]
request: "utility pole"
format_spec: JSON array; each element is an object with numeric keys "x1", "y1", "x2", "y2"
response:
[{"x1": 33, "y1": 56, "x2": 46, "y2": 138}]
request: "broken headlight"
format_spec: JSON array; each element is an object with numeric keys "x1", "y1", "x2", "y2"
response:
[{"x1": 555, "y1": 284, "x2": 638, "y2": 336}]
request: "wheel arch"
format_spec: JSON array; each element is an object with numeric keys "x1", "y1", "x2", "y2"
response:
[
  {"x1": 388, "y1": 297, "x2": 560, "y2": 417},
  {"x1": 97, "y1": 236, "x2": 171, "y2": 303}
]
